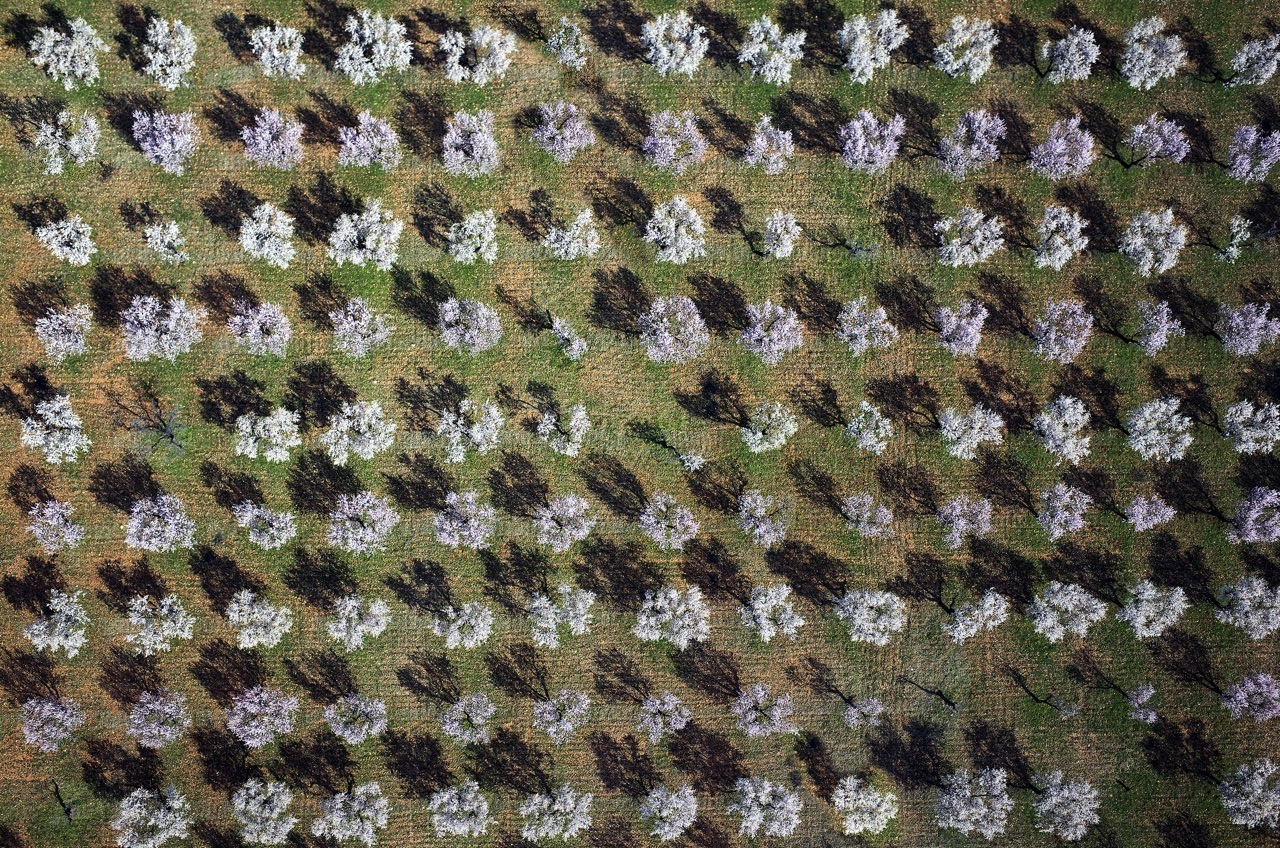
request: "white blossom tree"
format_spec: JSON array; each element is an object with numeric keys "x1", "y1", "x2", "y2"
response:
[
  {"x1": 1028, "y1": 582, "x2": 1108, "y2": 642},
  {"x1": 328, "y1": 200, "x2": 402, "y2": 270},
  {"x1": 543, "y1": 209, "x2": 600, "y2": 260},
  {"x1": 839, "y1": 110, "x2": 905, "y2": 173},
  {"x1": 529, "y1": 584, "x2": 596, "y2": 649},
  {"x1": 1125, "y1": 397, "x2": 1194, "y2": 461},
  {"x1": 1038, "y1": 482, "x2": 1092, "y2": 541},
  {"x1": 839, "y1": 10, "x2": 908, "y2": 84},
  {"x1": 227, "y1": 686, "x2": 299, "y2": 748},
  {"x1": 1125, "y1": 495, "x2": 1176, "y2": 532},
  {"x1": 639, "y1": 493, "x2": 699, "y2": 550},
  {"x1": 737, "y1": 16, "x2": 805, "y2": 84},
  {"x1": 21, "y1": 696, "x2": 84, "y2": 751},
  {"x1": 121, "y1": 295, "x2": 206, "y2": 361},
  {"x1": 322, "y1": 400, "x2": 396, "y2": 465},
  {"x1": 28, "y1": 18, "x2": 106, "y2": 89},
  {"x1": 35, "y1": 216, "x2": 96, "y2": 265},
  {"x1": 1121, "y1": 17, "x2": 1185, "y2": 89},
  {"x1": 242, "y1": 109, "x2": 304, "y2": 170},
  {"x1": 642, "y1": 110, "x2": 708, "y2": 175},
  {"x1": 225, "y1": 590, "x2": 294, "y2": 649},
  {"x1": 1225, "y1": 401, "x2": 1280, "y2": 454},
  {"x1": 311, "y1": 783, "x2": 389, "y2": 846},
  {"x1": 939, "y1": 110, "x2": 1005, "y2": 180},
  {"x1": 328, "y1": 491, "x2": 400, "y2": 554},
  {"x1": 1116, "y1": 580, "x2": 1188, "y2": 639},
  {"x1": 433, "y1": 490, "x2": 497, "y2": 550},
  {"x1": 33, "y1": 110, "x2": 99, "y2": 174},
  {"x1": 430, "y1": 602, "x2": 495, "y2": 650},
  {"x1": 634, "y1": 585, "x2": 711, "y2": 650},
  {"x1": 944, "y1": 590, "x2": 1010, "y2": 642},
  {"x1": 438, "y1": 297, "x2": 502, "y2": 354},
  {"x1": 142, "y1": 19, "x2": 196, "y2": 90},
  {"x1": 1034, "y1": 395, "x2": 1091, "y2": 464},
  {"x1": 1127, "y1": 115, "x2": 1190, "y2": 166},
  {"x1": 1033, "y1": 772, "x2": 1099, "y2": 841},
  {"x1": 834, "y1": 589, "x2": 906, "y2": 646},
  {"x1": 937, "y1": 207, "x2": 1004, "y2": 266},
  {"x1": 832, "y1": 776, "x2": 898, "y2": 836},
  {"x1": 228, "y1": 301, "x2": 291, "y2": 356},
  {"x1": 338, "y1": 111, "x2": 401, "y2": 170},
  {"x1": 837, "y1": 298, "x2": 897, "y2": 357},
  {"x1": 327, "y1": 595, "x2": 390, "y2": 652},
  {"x1": 545, "y1": 18, "x2": 589, "y2": 69},
  {"x1": 532, "y1": 102, "x2": 596, "y2": 163},
  {"x1": 1228, "y1": 34, "x2": 1280, "y2": 87},
  {"x1": 738, "y1": 489, "x2": 790, "y2": 547},
  {"x1": 1227, "y1": 125, "x2": 1280, "y2": 182},
  {"x1": 933, "y1": 16, "x2": 999, "y2": 82},
  {"x1": 1042, "y1": 26, "x2": 1099, "y2": 82},
  {"x1": 440, "y1": 26, "x2": 516, "y2": 85},
  {"x1": 741, "y1": 402, "x2": 799, "y2": 453},
  {"x1": 1135, "y1": 300, "x2": 1185, "y2": 355},
  {"x1": 642, "y1": 11, "x2": 707, "y2": 77},
  {"x1": 125, "y1": 594, "x2": 195, "y2": 656},
  {"x1": 937, "y1": 496, "x2": 992, "y2": 549},
  {"x1": 638, "y1": 692, "x2": 691, "y2": 742},
  {"x1": 335, "y1": 11, "x2": 411, "y2": 84},
  {"x1": 26, "y1": 499, "x2": 85, "y2": 552},
  {"x1": 132, "y1": 110, "x2": 199, "y2": 174},
  {"x1": 435, "y1": 397, "x2": 504, "y2": 462},
  {"x1": 743, "y1": 115, "x2": 794, "y2": 173},
  {"x1": 728, "y1": 777, "x2": 802, "y2": 838},
  {"x1": 1034, "y1": 205, "x2": 1089, "y2": 270},
  {"x1": 439, "y1": 693, "x2": 496, "y2": 742},
  {"x1": 21, "y1": 394, "x2": 91, "y2": 464},
  {"x1": 939, "y1": 404, "x2": 1004, "y2": 460},
  {"x1": 325, "y1": 693, "x2": 387, "y2": 744},
  {"x1": 739, "y1": 584, "x2": 804, "y2": 643},
  {"x1": 442, "y1": 110, "x2": 500, "y2": 177},
  {"x1": 1119, "y1": 209, "x2": 1187, "y2": 276},
  {"x1": 233, "y1": 780, "x2": 297, "y2": 846},
  {"x1": 639, "y1": 784, "x2": 698, "y2": 842},
  {"x1": 732, "y1": 683, "x2": 796, "y2": 737},
  {"x1": 936, "y1": 768, "x2": 1013, "y2": 840},
  {"x1": 126, "y1": 494, "x2": 197, "y2": 552},
  {"x1": 935, "y1": 299, "x2": 989, "y2": 356},
  {"x1": 1218, "y1": 759, "x2": 1280, "y2": 829},
  {"x1": 760, "y1": 211, "x2": 801, "y2": 259},
  {"x1": 235, "y1": 408, "x2": 301, "y2": 463},
  {"x1": 519, "y1": 785, "x2": 593, "y2": 843},
  {"x1": 239, "y1": 203, "x2": 296, "y2": 269},
  {"x1": 111, "y1": 787, "x2": 190, "y2": 848},
  {"x1": 331, "y1": 298, "x2": 393, "y2": 358},
  {"x1": 144, "y1": 221, "x2": 187, "y2": 264},
  {"x1": 24, "y1": 589, "x2": 89, "y2": 657},
  {"x1": 533, "y1": 689, "x2": 590, "y2": 744},
  {"x1": 1214, "y1": 575, "x2": 1280, "y2": 639},
  {"x1": 639, "y1": 295, "x2": 708, "y2": 362},
  {"x1": 127, "y1": 690, "x2": 190, "y2": 749},
  {"x1": 644, "y1": 197, "x2": 707, "y2": 264},
  {"x1": 34, "y1": 303, "x2": 92, "y2": 360},
  {"x1": 1218, "y1": 302, "x2": 1280, "y2": 357},
  {"x1": 842, "y1": 492, "x2": 894, "y2": 538},
  {"x1": 446, "y1": 210, "x2": 498, "y2": 264},
  {"x1": 1032, "y1": 300, "x2": 1093, "y2": 363},
  {"x1": 250, "y1": 24, "x2": 306, "y2": 79},
  {"x1": 428, "y1": 781, "x2": 491, "y2": 837}
]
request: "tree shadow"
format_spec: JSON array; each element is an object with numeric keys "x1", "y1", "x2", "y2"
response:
[
  {"x1": 787, "y1": 460, "x2": 844, "y2": 516},
  {"x1": 576, "y1": 453, "x2": 646, "y2": 519},
  {"x1": 487, "y1": 451, "x2": 550, "y2": 518},
  {"x1": 466, "y1": 729, "x2": 552, "y2": 794},
  {"x1": 95, "y1": 557, "x2": 166, "y2": 613},
  {"x1": 98, "y1": 647, "x2": 163, "y2": 705},
  {"x1": 591, "y1": 648, "x2": 651, "y2": 703},
  {"x1": 686, "y1": 459, "x2": 747, "y2": 515},
  {"x1": 381, "y1": 729, "x2": 454, "y2": 797},
  {"x1": 699, "y1": 97, "x2": 750, "y2": 158},
  {"x1": 965, "y1": 539, "x2": 1041, "y2": 605},
  {"x1": 589, "y1": 176, "x2": 652, "y2": 229},
  {"x1": 190, "y1": 639, "x2": 266, "y2": 708},
  {"x1": 199, "y1": 461, "x2": 264, "y2": 512},
  {"x1": 2, "y1": 554, "x2": 63, "y2": 613},
  {"x1": 383, "y1": 452, "x2": 453, "y2": 512},
  {"x1": 591, "y1": 89, "x2": 648, "y2": 153},
  {"x1": 795, "y1": 732, "x2": 841, "y2": 797},
  {"x1": 778, "y1": 0, "x2": 842, "y2": 65},
  {"x1": 484, "y1": 641, "x2": 550, "y2": 700},
  {"x1": 962, "y1": 360, "x2": 1036, "y2": 432},
  {"x1": 396, "y1": 651, "x2": 460, "y2": 705},
  {"x1": 880, "y1": 184, "x2": 940, "y2": 248},
  {"x1": 296, "y1": 90, "x2": 357, "y2": 146},
  {"x1": 286, "y1": 449, "x2": 361, "y2": 515},
  {"x1": 199, "y1": 180, "x2": 259, "y2": 238},
  {"x1": 195, "y1": 370, "x2": 270, "y2": 430},
  {"x1": 193, "y1": 271, "x2": 258, "y2": 325},
  {"x1": 101, "y1": 91, "x2": 162, "y2": 147},
  {"x1": 6, "y1": 463, "x2": 53, "y2": 513},
  {"x1": 481, "y1": 543, "x2": 553, "y2": 615},
  {"x1": 765, "y1": 541, "x2": 848, "y2": 604},
  {"x1": 408, "y1": 181, "x2": 460, "y2": 248},
  {"x1": 81, "y1": 738, "x2": 162, "y2": 799},
  {"x1": 285, "y1": 172, "x2": 358, "y2": 245},
  {"x1": 89, "y1": 265, "x2": 171, "y2": 327},
  {"x1": 284, "y1": 359, "x2": 357, "y2": 430},
  {"x1": 88, "y1": 455, "x2": 160, "y2": 511},
  {"x1": 300, "y1": 0, "x2": 357, "y2": 71},
  {"x1": 888, "y1": 88, "x2": 941, "y2": 156},
  {"x1": 1055, "y1": 182, "x2": 1120, "y2": 252},
  {"x1": 790, "y1": 376, "x2": 844, "y2": 428},
  {"x1": 582, "y1": 0, "x2": 645, "y2": 60},
  {"x1": 114, "y1": 4, "x2": 151, "y2": 74},
  {"x1": 11, "y1": 195, "x2": 63, "y2": 233},
  {"x1": 212, "y1": 11, "x2": 271, "y2": 61},
  {"x1": 503, "y1": 189, "x2": 555, "y2": 243},
  {"x1": 574, "y1": 538, "x2": 662, "y2": 611},
  {"x1": 867, "y1": 372, "x2": 940, "y2": 434},
  {"x1": 782, "y1": 271, "x2": 843, "y2": 331},
  {"x1": 671, "y1": 644, "x2": 741, "y2": 704},
  {"x1": 770, "y1": 91, "x2": 845, "y2": 153},
  {"x1": 189, "y1": 546, "x2": 261, "y2": 613},
  {"x1": 284, "y1": 648, "x2": 356, "y2": 704},
  {"x1": 668, "y1": 722, "x2": 746, "y2": 792},
  {"x1": 270, "y1": 727, "x2": 356, "y2": 796},
  {"x1": 680, "y1": 537, "x2": 750, "y2": 600},
  {"x1": 286, "y1": 547, "x2": 356, "y2": 609},
  {"x1": 1151, "y1": 629, "x2": 1222, "y2": 695},
  {"x1": 293, "y1": 273, "x2": 349, "y2": 331},
  {"x1": 588, "y1": 267, "x2": 651, "y2": 334},
  {"x1": 674, "y1": 369, "x2": 749, "y2": 426},
  {"x1": 390, "y1": 266, "x2": 454, "y2": 325},
  {"x1": 973, "y1": 450, "x2": 1036, "y2": 515},
  {"x1": 1142, "y1": 718, "x2": 1220, "y2": 783},
  {"x1": 10, "y1": 277, "x2": 68, "y2": 327},
  {"x1": 192, "y1": 725, "x2": 260, "y2": 792},
  {"x1": 588, "y1": 732, "x2": 658, "y2": 796},
  {"x1": 396, "y1": 91, "x2": 447, "y2": 157},
  {"x1": 0, "y1": 647, "x2": 61, "y2": 703},
  {"x1": 867, "y1": 718, "x2": 948, "y2": 789},
  {"x1": 386, "y1": 558, "x2": 452, "y2": 615}
]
